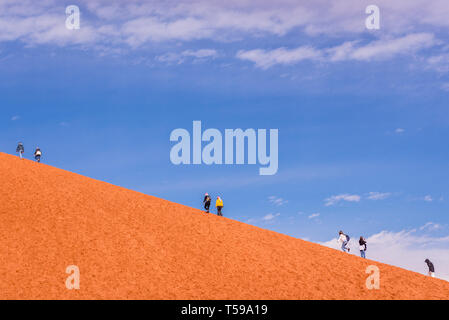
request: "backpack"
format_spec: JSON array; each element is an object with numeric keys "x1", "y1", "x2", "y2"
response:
[{"x1": 346, "y1": 234, "x2": 350, "y2": 241}]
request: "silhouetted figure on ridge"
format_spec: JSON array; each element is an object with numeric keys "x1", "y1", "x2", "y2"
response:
[
  {"x1": 216, "y1": 196, "x2": 223, "y2": 216},
  {"x1": 34, "y1": 147, "x2": 42, "y2": 163},
  {"x1": 425, "y1": 259, "x2": 435, "y2": 278},
  {"x1": 203, "y1": 193, "x2": 211, "y2": 213},
  {"x1": 359, "y1": 236, "x2": 367, "y2": 258},
  {"x1": 16, "y1": 142, "x2": 24, "y2": 159}
]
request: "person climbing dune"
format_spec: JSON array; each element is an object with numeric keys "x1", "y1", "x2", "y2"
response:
[
  {"x1": 216, "y1": 196, "x2": 223, "y2": 216},
  {"x1": 338, "y1": 230, "x2": 350, "y2": 253},
  {"x1": 425, "y1": 259, "x2": 435, "y2": 278},
  {"x1": 16, "y1": 142, "x2": 24, "y2": 159},
  {"x1": 34, "y1": 147, "x2": 42, "y2": 163},
  {"x1": 203, "y1": 193, "x2": 211, "y2": 213},
  {"x1": 359, "y1": 236, "x2": 367, "y2": 258}
]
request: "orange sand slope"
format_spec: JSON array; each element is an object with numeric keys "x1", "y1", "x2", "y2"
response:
[{"x1": 0, "y1": 152, "x2": 448, "y2": 300}]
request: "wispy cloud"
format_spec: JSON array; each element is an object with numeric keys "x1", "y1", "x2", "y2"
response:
[
  {"x1": 262, "y1": 213, "x2": 280, "y2": 221},
  {"x1": 182, "y1": 49, "x2": 217, "y2": 59},
  {"x1": 238, "y1": 33, "x2": 438, "y2": 69},
  {"x1": 237, "y1": 46, "x2": 321, "y2": 69},
  {"x1": 11, "y1": 115, "x2": 20, "y2": 121},
  {"x1": 1, "y1": 0, "x2": 448, "y2": 68},
  {"x1": 366, "y1": 192, "x2": 392, "y2": 200},
  {"x1": 156, "y1": 49, "x2": 218, "y2": 65},
  {"x1": 324, "y1": 194, "x2": 361, "y2": 206},
  {"x1": 420, "y1": 222, "x2": 443, "y2": 231},
  {"x1": 427, "y1": 53, "x2": 449, "y2": 73},
  {"x1": 268, "y1": 196, "x2": 288, "y2": 206},
  {"x1": 329, "y1": 33, "x2": 437, "y2": 62},
  {"x1": 395, "y1": 128, "x2": 405, "y2": 134},
  {"x1": 424, "y1": 195, "x2": 433, "y2": 202},
  {"x1": 308, "y1": 213, "x2": 320, "y2": 219}
]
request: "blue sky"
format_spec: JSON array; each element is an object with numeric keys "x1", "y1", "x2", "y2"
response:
[{"x1": 1, "y1": 0, "x2": 449, "y2": 279}]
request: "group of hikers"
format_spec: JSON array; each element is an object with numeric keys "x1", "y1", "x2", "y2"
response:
[
  {"x1": 337, "y1": 230, "x2": 366, "y2": 257},
  {"x1": 14, "y1": 142, "x2": 439, "y2": 278},
  {"x1": 338, "y1": 230, "x2": 436, "y2": 277},
  {"x1": 16, "y1": 142, "x2": 42, "y2": 163},
  {"x1": 203, "y1": 193, "x2": 224, "y2": 216}
]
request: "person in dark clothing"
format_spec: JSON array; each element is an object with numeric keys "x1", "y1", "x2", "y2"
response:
[
  {"x1": 203, "y1": 193, "x2": 211, "y2": 213},
  {"x1": 34, "y1": 147, "x2": 42, "y2": 163},
  {"x1": 359, "y1": 236, "x2": 367, "y2": 258},
  {"x1": 16, "y1": 142, "x2": 24, "y2": 159},
  {"x1": 425, "y1": 259, "x2": 435, "y2": 277}
]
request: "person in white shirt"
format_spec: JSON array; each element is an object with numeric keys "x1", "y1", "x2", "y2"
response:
[
  {"x1": 338, "y1": 230, "x2": 350, "y2": 253},
  {"x1": 34, "y1": 147, "x2": 42, "y2": 163}
]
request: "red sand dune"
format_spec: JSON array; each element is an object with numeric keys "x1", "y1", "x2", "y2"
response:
[{"x1": 0, "y1": 152, "x2": 448, "y2": 300}]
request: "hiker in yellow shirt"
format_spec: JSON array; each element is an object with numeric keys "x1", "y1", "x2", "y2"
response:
[{"x1": 216, "y1": 196, "x2": 223, "y2": 216}]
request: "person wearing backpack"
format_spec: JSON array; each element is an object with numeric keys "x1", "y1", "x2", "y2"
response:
[
  {"x1": 16, "y1": 142, "x2": 24, "y2": 159},
  {"x1": 425, "y1": 259, "x2": 435, "y2": 277},
  {"x1": 338, "y1": 230, "x2": 350, "y2": 253},
  {"x1": 34, "y1": 147, "x2": 42, "y2": 163},
  {"x1": 359, "y1": 236, "x2": 367, "y2": 258},
  {"x1": 216, "y1": 196, "x2": 223, "y2": 216},
  {"x1": 203, "y1": 193, "x2": 212, "y2": 213}
]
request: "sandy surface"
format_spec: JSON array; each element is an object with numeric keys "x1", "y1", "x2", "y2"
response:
[{"x1": 0, "y1": 152, "x2": 448, "y2": 299}]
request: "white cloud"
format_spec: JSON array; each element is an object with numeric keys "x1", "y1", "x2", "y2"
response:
[
  {"x1": 427, "y1": 54, "x2": 449, "y2": 73},
  {"x1": 238, "y1": 33, "x2": 438, "y2": 69},
  {"x1": 333, "y1": 33, "x2": 437, "y2": 62},
  {"x1": 182, "y1": 49, "x2": 217, "y2": 59},
  {"x1": 262, "y1": 213, "x2": 280, "y2": 221},
  {"x1": 420, "y1": 222, "x2": 442, "y2": 231},
  {"x1": 268, "y1": 196, "x2": 288, "y2": 206},
  {"x1": 424, "y1": 195, "x2": 433, "y2": 202},
  {"x1": 0, "y1": 1, "x2": 448, "y2": 49},
  {"x1": 11, "y1": 115, "x2": 20, "y2": 121},
  {"x1": 156, "y1": 49, "x2": 218, "y2": 65},
  {"x1": 324, "y1": 194, "x2": 361, "y2": 206},
  {"x1": 321, "y1": 226, "x2": 449, "y2": 281},
  {"x1": 308, "y1": 213, "x2": 320, "y2": 219},
  {"x1": 236, "y1": 32, "x2": 438, "y2": 69},
  {"x1": 1, "y1": 0, "x2": 448, "y2": 74},
  {"x1": 236, "y1": 46, "x2": 322, "y2": 69},
  {"x1": 366, "y1": 192, "x2": 392, "y2": 200},
  {"x1": 395, "y1": 128, "x2": 405, "y2": 134}
]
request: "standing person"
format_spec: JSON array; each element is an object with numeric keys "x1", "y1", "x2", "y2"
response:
[
  {"x1": 34, "y1": 147, "x2": 42, "y2": 163},
  {"x1": 359, "y1": 236, "x2": 367, "y2": 258},
  {"x1": 338, "y1": 230, "x2": 350, "y2": 253},
  {"x1": 216, "y1": 196, "x2": 223, "y2": 216},
  {"x1": 16, "y1": 142, "x2": 24, "y2": 159},
  {"x1": 203, "y1": 193, "x2": 211, "y2": 213},
  {"x1": 425, "y1": 259, "x2": 435, "y2": 278}
]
